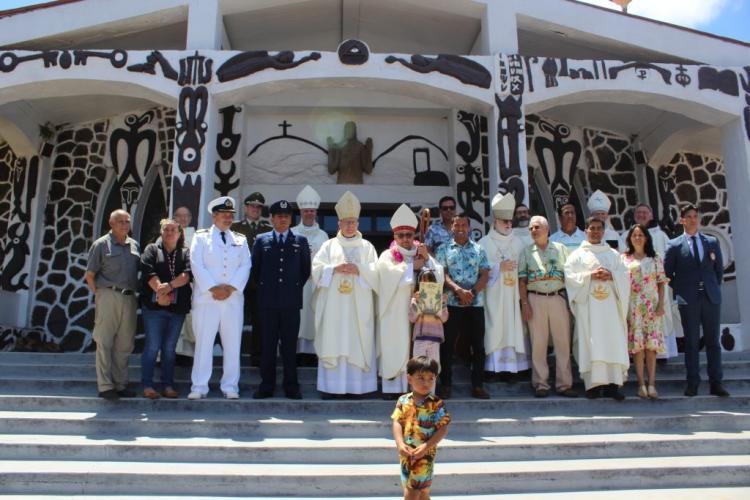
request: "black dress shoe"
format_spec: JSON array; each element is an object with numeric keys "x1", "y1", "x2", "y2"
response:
[
  {"x1": 534, "y1": 388, "x2": 549, "y2": 398},
  {"x1": 117, "y1": 389, "x2": 136, "y2": 398},
  {"x1": 98, "y1": 389, "x2": 119, "y2": 400},
  {"x1": 252, "y1": 390, "x2": 273, "y2": 399},
  {"x1": 556, "y1": 388, "x2": 579, "y2": 398},
  {"x1": 710, "y1": 383, "x2": 730, "y2": 397},
  {"x1": 471, "y1": 387, "x2": 490, "y2": 399},
  {"x1": 437, "y1": 386, "x2": 452, "y2": 400},
  {"x1": 606, "y1": 384, "x2": 625, "y2": 401},
  {"x1": 684, "y1": 385, "x2": 698, "y2": 397},
  {"x1": 585, "y1": 387, "x2": 601, "y2": 399},
  {"x1": 285, "y1": 391, "x2": 303, "y2": 400}
]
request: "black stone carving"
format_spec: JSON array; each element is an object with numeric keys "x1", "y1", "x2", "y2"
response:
[
  {"x1": 697, "y1": 67, "x2": 739, "y2": 96},
  {"x1": 533, "y1": 120, "x2": 581, "y2": 210},
  {"x1": 385, "y1": 54, "x2": 491, "y2": 89},
  {"x1": 72, "y1": 49, "x2": 127, "y2": 68},
  {"x1": 456, "y1": 111, "x2": 490, "y2": 238},
  {"x1": 179, "y1": 51, "x2": 213, "y2": 86},
  {"x1": 1, "y1": 156, "x2": 38, "y2": 291},
  {"x1": 412, "y1": 148, "x2": 449, "y2": 187},
  {"x1": 338, "y1": 39, "x2": 369, "y2": 65},
  {"x1": 495, "y1": 94, "x2": 525, "y2": 205},
  {"x1": 217, "y1": 50, "x2": 321, "y2": 82},
  {"x1": 523, "y1": 56, "x2": 538, "y2": 93},
  {"x1": 740, "y1": 67, "x2": 750, "y2": 142},
  {"x1": 373, "y1": 135, "x2": 448, "y2": 166},
  {"x1": 608, "y1": 62, "x2": 672, "y2": 84},
  {"x1": 542, "y1": 58, "x2": 558, "y2": 88},
  {"x1": 176, "y1": 86, "x2": 209, "y2": 173},
  {"x1": 109, "y1": 111, "x2": 157, "y2": 212},
  {"x1": 0, "y1": 49, "x2": 126, "y2": 73},
  {"x1": 214, "y1": 160, "x2": 239, "y2": 196},
  {"x1": 173, "y1": 174, "x2": 202, "y2": 227},
  {"x1": 217, "y1": 106, "x2": 241, "y2": 160},
  {"x1": 247, "y1": 120, "x2": 328, "y2": 158},
  {"x1": 127, "y1": 50, "x2": 179, "y2": 81},
  {"x1": 675, "y1": 64, "x2": 692, "y2": 88}
]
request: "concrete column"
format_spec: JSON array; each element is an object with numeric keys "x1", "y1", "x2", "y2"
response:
[
  {"x1": 720, "y1": 118, "x2": 750, "y2": 349},
  {"x1": 478, "y1": 1, "x2": 518, "y2": 55},
  {"x1": 186, "y1": 0, "x2": 224, "y2": 50}
]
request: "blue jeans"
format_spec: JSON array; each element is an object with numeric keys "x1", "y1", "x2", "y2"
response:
[{"x1": 141, "y1": 307, "x2": 186, "y2": 388}]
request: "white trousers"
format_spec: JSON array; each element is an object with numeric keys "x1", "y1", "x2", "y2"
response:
[{"x1": 190, "y1": 300, "x2": 243, "y2": 395}]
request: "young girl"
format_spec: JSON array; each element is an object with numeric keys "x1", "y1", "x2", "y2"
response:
[{"x1": 409, "y1": 270, "x2": 448, "y2": 371}]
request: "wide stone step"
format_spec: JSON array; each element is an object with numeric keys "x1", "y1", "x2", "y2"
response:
[
  {"x1": 1, "y1": 431, "x2": 748, "y2": 464},
  {"x1": 2, "y1": 455, "x2": 749, "y2": 496}
]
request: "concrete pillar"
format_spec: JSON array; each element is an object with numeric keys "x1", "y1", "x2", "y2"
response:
[
  {"x1": 478, "y1": 1, "x2": 518, "y2": 55},
  {"x1": 186, "y1": 0, "x2": 224, "y2": 50},
  {"x1": 720, "y1": 118, "x2": 750, "y2": 349}
]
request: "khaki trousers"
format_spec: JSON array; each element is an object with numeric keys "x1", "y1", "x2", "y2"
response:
[
  {"x1": 92, "y1": 288, "x2": 137, "y2": 392},
  {"x1": 528, "y1": 293, "x2": 572, "y2": 391}
]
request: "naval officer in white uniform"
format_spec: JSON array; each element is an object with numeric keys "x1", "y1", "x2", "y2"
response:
[{"x1": 188, "y1": 196, "x2": 252, "y2": 399}]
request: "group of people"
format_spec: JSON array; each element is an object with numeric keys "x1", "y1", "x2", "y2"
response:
[{"x1": 84, "y1": 184, "x2": 729, "y2": 404}]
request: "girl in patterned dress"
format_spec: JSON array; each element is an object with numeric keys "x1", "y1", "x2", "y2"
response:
[
  {"x1": 622, "y1": 224, "x2": 668, "y2": 399},
  {"x1": 392, "y1": 356, "x2": 451, "y2": 499}
]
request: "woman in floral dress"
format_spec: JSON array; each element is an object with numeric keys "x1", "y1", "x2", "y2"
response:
[{"x1": 622, "y1": 224, "x2": 668, "y2": 399}]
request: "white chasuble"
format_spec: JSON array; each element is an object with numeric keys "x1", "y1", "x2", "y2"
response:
[
  {"x1": 565, "y1": 241, "x2": 630, "y2": 389},
  {"x1": 292, "y1": 223, "x2": 330, "y2": 354},
  {"x1": 478, "y1": 231, "x2": 528, "y2": 372},
  {"x1": 312, "y1": 232, "x2": 379, "y2": 394},
  {"x1": 376, "y1": 247, "x2": 443, "y2": 391}
]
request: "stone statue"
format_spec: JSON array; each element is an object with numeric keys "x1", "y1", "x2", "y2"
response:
[{"x1": 326, "y1": 122, "x2": 374, "y2": 184}]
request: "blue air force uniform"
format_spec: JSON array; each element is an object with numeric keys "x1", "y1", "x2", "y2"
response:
[{"x1": 251, "y1": 200, "x2": 311, "y2": 398}]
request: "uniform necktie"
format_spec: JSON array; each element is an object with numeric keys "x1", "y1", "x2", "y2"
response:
[
  {"x1": 277, "y1": 233, "x2": 284, "y2": 245},
  {"x1": 250, "y1": 222, "x2": 257, "y2": 231},
  {"x1": 220, "y1": 231, "x2": 226, "y2": 244},
  {"x1": 691, "y1": 235, "x2": 701, "y2": 266}
]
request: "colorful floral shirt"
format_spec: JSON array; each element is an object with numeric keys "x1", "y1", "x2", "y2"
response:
[
  {"x1": 435, "y1": 239, "x2": 491, "y2": 307},
  {"x1": 391, "y1": 392, "x2": 451, "y2": 457},
  {"x1": 518, "y1": 241, "x2": 569, "y2": 294},
  {"x1": 424, "y1": 221, "x2": 452, "y2": 254}
]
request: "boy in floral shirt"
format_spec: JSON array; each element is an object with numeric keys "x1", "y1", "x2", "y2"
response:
[{"x1": 391, "y1": 356, "x2": 451, "y2": 499}]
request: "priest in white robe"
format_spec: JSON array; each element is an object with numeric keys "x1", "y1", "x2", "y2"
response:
[
  {"x1": 292, "y1": 185, "x2": 330, "y2": 360},
  {"x1": 376, "y1": 204, "x2": 444, "y2": 398},
  {"x1": 588, "y1": 189, "x2": 624, "y2": 251},
  {"x1": 479, "y1": 193, "x2": 528, "y2": 374},
  {"x1": 565, "y1": 216, "x2": 630, "y2": 400},
  {"x1": 620, "y1": 203, "x2": 681, "y2": 359},
  {"x1": 312, "y1": 191, "x2": 379, "y2": 397}
]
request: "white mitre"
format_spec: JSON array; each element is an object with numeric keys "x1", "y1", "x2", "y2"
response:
[
  {"x1": 335, "y1": 190, "x2": 361, "y2": 219},
  {"x1": 492, "y1": 192, "x2": 516, "y2": 220},
  {"x1": 587, "y1": 189, "x2": 612, "y2": 213},
  {"x1": 390, "y1": 204, "x2": 418, "y2": 231},
  {"x1": 296, "y1": 185, "x2": 321, "y2": 209}
]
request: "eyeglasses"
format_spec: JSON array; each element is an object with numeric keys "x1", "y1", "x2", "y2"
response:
[
  {"x1": 440, "y1": 205, "x2": 456, "y2": 211},
  {"x1": 394, "y1": 232, "x2": 414, "y2": 239}
]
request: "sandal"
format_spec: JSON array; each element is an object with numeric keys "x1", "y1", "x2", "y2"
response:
[
  {"x1": 638, "y1": 385, "x2": 648, "y2": 399},
  {"x1": 143, "y1": 387, "x2": 160, "y2": 400},
  {"x1": 647, "y1": 385, "x2": 659, "y2": 399}
]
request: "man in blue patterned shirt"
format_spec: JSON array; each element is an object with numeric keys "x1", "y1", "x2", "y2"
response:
[
  {"x1": 424, "y1": 196, "x2": 455, "y2": 255},
  {"x1": 435, "y1": 214, "x2": 491, "y2": 399}
]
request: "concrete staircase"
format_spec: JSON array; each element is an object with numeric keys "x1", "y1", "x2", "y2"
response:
[{"x1": 0, "y1": 351, "x2": 749, "y2": 498}]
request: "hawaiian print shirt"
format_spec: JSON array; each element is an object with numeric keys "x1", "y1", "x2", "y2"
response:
[
  {"x1": 436, "y1": 238, "x2": 490, "y2": 307},
  {"x1": 391, "y1": 392, "x2": 451, "y2": 457},
  {"x1": 424, "y1": 220, "x2": 453, "y2": 254},
  {"x1": 518, "y1": 241, "x2": 569, "y2": 294}
]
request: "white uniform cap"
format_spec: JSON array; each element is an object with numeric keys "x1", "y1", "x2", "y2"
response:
[
  {"x1": 491, "y1": 192, "x2": 516, "y2": 220},
  {"x1": 296, "y1": 185, "x2": 321, "y2": 210},
  {"x1": 390, "y1": 204, "x2": 418, "y2": 232},
  {"x1": 587, "y1": 189, "x2": 612, "y2": 213},
  {"x1": 335, "y1": 190, "x2": 361, "y2": 219},
  {"x1": 207, "y1": 196, "x2": 236, "y2": 215}
]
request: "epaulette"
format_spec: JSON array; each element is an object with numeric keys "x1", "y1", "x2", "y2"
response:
[
  {"x1": 196, "y1": 229, "x2": 209, "y2": 234},
  {"x1": 232, "y1": 231, "x2": 246, "y2": 239}
]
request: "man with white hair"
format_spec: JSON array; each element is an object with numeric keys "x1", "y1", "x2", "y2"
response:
[
  {"x1": 312, "y1": 191, "x2": 379, "y2": 398},
  {"x1": 478, "y1": 193, "x2": 528, "y2": 377},
  {"x1": 519, "y1": 215, "x2": 576, "y2": 398},
  {"x1": 291, "y1": 185, "x2": 329, "y2": 365},
  {"x1": 587, "y1": 190, "x2": 623, "y2": 251},
  {"x1": 377, "y1": 204, "x2": 443, "y2": 398}
]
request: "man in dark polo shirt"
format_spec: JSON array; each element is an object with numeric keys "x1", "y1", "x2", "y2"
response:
[{"x1": 84, "y1": 209, "x2": 140, "y2": 400}]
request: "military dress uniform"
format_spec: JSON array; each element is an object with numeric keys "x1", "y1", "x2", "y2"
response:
[
  {"x1": 189, "y1": 197, "x2": 252, "y2": 398},
  {"x1": 251, "y1": 200, "x2": 311, "y2": 399},
  {"x1": 231, "y1": 192, "x2": 272, "y2": 364}
]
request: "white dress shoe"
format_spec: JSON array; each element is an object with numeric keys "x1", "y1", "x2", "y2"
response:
[
  {"x1": 223, "y1": 391, "x2": 240, "y2": 399},
  {"x1": 187, "y1": 391, "x2": 206, "y2": 400}
]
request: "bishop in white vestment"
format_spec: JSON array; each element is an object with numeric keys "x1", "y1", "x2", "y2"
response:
[
  {"x1": 292, "y1": 186, "x2": 330, "y2": 356},
  {"x1": 312, "y1": 191, "x2": 379, "y2": 396},
  {"x1": 588, "y1": 189, "x2": 624, "y2": 251},
  {"x1": 376, "y1": 204, "x2": 443, "y2": 396},
  {"x1": 479, "y1": 193, "x2": 528, "y2": 373},
  {"x1": 565, "y1": 217, "x2": 630, "y2": 399}
]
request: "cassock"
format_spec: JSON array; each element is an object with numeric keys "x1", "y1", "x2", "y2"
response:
[
  {"x1": 479, "y1": 230, "x2": 528, "y2": 372},
  {"x1": 377, "y1": 245, "x2": 443, "y2": 394},
  {"x1": 312, "y1": 232, "x2": 379, "y2": 394},
  {"x1": 292, "y1": 222, "x2": 329, "y2": 354},
  {"x1": 565, "y1": 241, "x2": 630, "y2": 389}
]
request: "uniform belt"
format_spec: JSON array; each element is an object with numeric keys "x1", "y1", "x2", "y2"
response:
[
  {"x1": 109, "y1": 286, "x2": 135, "y2": 296},
  {"x1": 528, "y1": 289, "x2": 565, "y2": 297}
]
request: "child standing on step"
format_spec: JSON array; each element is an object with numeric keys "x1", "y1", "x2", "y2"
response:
[
  {"x1": 409, "y1": 270, "x2": 448, "y2": 372},
  {"x1": 392, "y1": 356, "x2": 451, "y2": 500}
]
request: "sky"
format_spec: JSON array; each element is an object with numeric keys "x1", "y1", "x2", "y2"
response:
[{"x1": 0, "y1": 0, "x2": 747, "y2": 42}]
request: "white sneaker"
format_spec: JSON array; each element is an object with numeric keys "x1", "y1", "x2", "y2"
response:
[
  {"x1": 187, "y1": 391, "x2": 206, "y2": 400},
  {"x1": 223, "y1": 391, "x2": 240, "y2": 399}
]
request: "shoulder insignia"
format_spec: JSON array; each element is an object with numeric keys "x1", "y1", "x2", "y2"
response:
[
  {"x1": 196, "y1": 228, "x2": 209, "y2": 233},
  {"x1": 232, "y1": 231, "x2": 246, "y2": 239}
]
